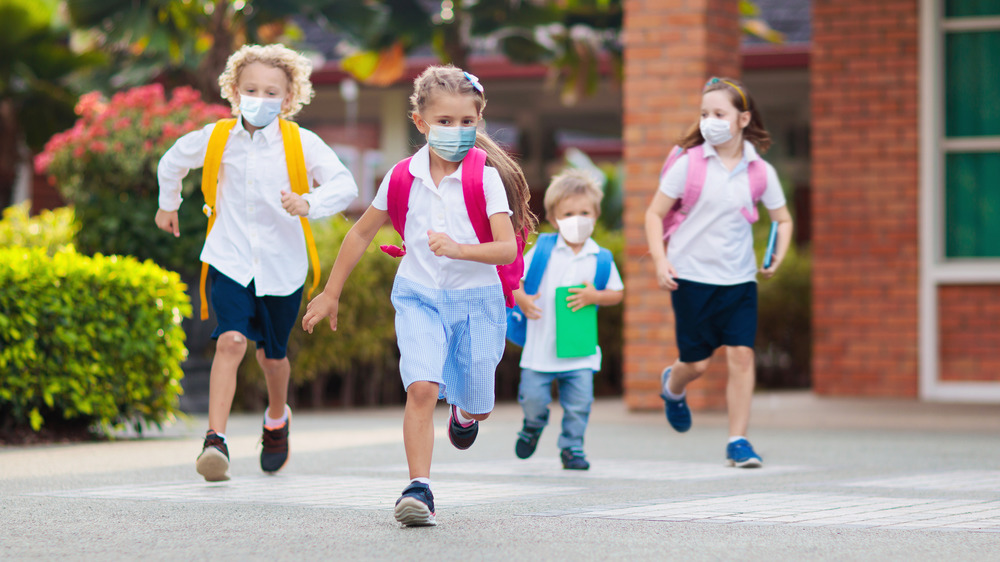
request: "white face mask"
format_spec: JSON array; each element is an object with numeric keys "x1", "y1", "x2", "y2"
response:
[
  {"x1": 239, "y1": 95, "x2": 283, "y2": 128},
  {"x1": 556, "y1": 216, "x2": 595, "y2": 245},
  {"x1": 700, "y1": 117, "x2": 734, "y2": 146}
]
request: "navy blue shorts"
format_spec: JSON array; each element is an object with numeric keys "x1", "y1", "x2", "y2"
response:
[
  {"x1": 209, "y1": 267, "x2": 303, "y2": 360},
  {"x1": 671, "y1": 279, "x2": 757, "y2": 363}
]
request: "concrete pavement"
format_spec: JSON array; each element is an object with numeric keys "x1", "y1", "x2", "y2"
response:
[{"x1": 2, "y1": 392, "x2": 1000, "y2": 561}]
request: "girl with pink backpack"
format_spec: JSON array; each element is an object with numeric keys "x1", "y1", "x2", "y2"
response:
[
  {"x1": 644, "y1": 77, "x2": 794, "y2": 468},
  {"x1": 302, "y1": 65, "x2": 536, "y2": 526}
]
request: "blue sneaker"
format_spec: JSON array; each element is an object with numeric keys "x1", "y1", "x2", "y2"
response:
[
  {"x1": 394, "y1": 482, "x2": 436, "y2": 527},
  {"x1": 726, "y1": 438, "x2": 763, "y2": 468},
  {"x1": 659, "y1": 367, "x2": 691, "y2": 432}
]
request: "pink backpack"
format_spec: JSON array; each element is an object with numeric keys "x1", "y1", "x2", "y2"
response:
[
  {"x1": 379, "y1": 146, "x2": 526, "y2": 308},
  {"x1": 660, "y1": 144, "x2": 768, "y2": 243}
]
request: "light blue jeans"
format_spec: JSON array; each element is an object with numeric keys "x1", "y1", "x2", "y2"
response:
[{"x1": 518, "y1": 368, "x2": 594, "y2": 452}]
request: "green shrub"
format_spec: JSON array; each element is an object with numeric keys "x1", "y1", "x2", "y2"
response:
[
  {"x1": 0, "y1": 247, "x2": 190, "y2": 436},
  {"x1": 237, "y1": 217, "x2": 403, "y2": 408},
  {"x1": 0, "y1": 202, "x2": 78, "y2": 254}
]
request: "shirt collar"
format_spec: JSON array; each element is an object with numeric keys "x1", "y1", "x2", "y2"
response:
[
  {"x1": 233, "y1": 116, "x2": 283, "y2": 145},
  {"x1": 554, "y1": 233, "x2": 600, "y2": 256},
  {"x1": 700, "y1": 140, "x2": 760, "y2": 162},
  {"x1": 409, "y1": 144, "x2": 464, "y2": 188}
]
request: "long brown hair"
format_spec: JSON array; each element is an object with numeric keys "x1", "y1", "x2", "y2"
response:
[
  {"x1": 409, "y1": 65, "x2": 537, "y2": 235},
  {"x1": 678, "y1": 76, "x2": 771, "y2": 153}
]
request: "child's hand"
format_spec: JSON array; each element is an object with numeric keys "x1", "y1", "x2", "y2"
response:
[
  {"x1": 519, "y1": 292, "x2": 542, "y2": 319},
  {"x1": 155, "y1": 209, "x2": 180, "y2": 237},
  {"x1": 281, "y1": 190, "x2": 310, "y2": 217},
  {"x1": 302, "y1": 291, "x2": 339, "y2": 333},
  {"x1": 566, "y1": 282, "x2": 600, "y2": 312},
  {"x1": 427, "y1": 230, "x2": 461, "y2": 258},
  {"x1": 654, "y1": 258, "x2": 679, "y2": 291},
  {"x1": 759, "y1": 256, "x2": 781, "y2": 279}
]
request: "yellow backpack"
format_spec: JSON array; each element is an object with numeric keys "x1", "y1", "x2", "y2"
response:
[{"x1": 198, "y1": 118, "x2": 321, "y2": 320}]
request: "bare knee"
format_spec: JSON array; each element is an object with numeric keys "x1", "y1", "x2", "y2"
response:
[
  {"x1": 406, "y1": 381, "x2": 440, "y2": 406},
  {"x1": 681, "y1": 358, "x2": 712, "y2": 378},
  {"x1": 728, "y1": 346, "x2": 755, "y2": 371},
  {"x1": 255, "y1": 348, "x2": 287, "y2": 373},
  {"x1": 215, "y1": 331, "x2": 247, "y2": 359}
]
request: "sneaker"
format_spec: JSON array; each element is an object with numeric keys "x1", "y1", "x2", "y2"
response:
[
  {"x1": 515, "y1": 425, "x2": 543, "y2": 459},
  {"x1": 394, "y1": 482, "x2": 436, "y2": 527},
  {"x1": 660, "y1": 367, "x2": 692, "y2": 432},
  {"x1": 448, "y1": 404, "x2": 478, "y2": 450},
  {"x1": 196, "y1": 430, "x2": 231, "y2": 482},
  {"x1": 560, "y1": 448, "x2": 590, "y2": 471},
  {"x1": 260, "y1": 405, "x2": 291, "y2": 473},
  {"x1": 726, "y1": 438, "x2": 763, "y2": 468}
]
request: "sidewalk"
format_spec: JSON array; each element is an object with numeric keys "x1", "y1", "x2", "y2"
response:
[{"x1": 2, "y1": 392, "x2": 999, "y2": 561}]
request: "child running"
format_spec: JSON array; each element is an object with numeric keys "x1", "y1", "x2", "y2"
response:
[
  {"x1": 512, "y1": 170, "x2": 623, "y2": 470},
  {"x1": 644, "y1": 76, "x2": 793, "y2": 468},
  {"x1": 155, "y1": 44, "x2": 358, "y2": 482},
  {"x1": 301, "y1": 65, "x2": 536, "y2": 526}
]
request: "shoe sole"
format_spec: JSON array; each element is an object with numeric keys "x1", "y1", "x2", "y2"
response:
[
  {"x1": 727, "y1": 458, "x2": 763, "y2": 468},
  {"x1": 196, "y1": 448, "x2": 231, "y2": 482},
  {"x1": 394, "y1": 498, "x2": 437, "y2": 527}
]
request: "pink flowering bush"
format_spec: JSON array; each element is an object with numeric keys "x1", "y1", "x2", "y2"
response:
[{"x1": 35, "y1": 84, "x2": 231, "y2": 276}]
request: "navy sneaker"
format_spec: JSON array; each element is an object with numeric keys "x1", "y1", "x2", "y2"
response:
[
  {"x1": 394, "y1": 482, "x2": 436, "y2": 527},
  {"x1": 726, "y1": 438, "x2": 763, "y2": 468},
  {"x1": 196, "y1": 430, "x2": 231, "y2": 482},
  {"x1": 515, "y1": 424, "x2": 543, "y2": 459},
  {"x1": 560, "y1": 448, "x2": 590, "y2": 470},
  {"x1": 448, "y1": 404, "x2": 479, "y2": 450},
  {"x1": 260, "y1": 406, "x2": 291, "y2": 473},
  {"x1": 660, "y1": 367, "x2": 692, "y2": 432}
]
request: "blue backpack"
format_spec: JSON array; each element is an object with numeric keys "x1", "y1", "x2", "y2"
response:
[{"x1": 505, "y1": 232, "x2": 614, "y2": 347}]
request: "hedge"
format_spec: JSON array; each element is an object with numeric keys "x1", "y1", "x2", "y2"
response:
[{"x1": 0, "y1": 247, "x2": 190, "y2": 435}]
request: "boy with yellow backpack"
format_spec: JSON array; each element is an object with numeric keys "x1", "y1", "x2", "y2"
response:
[{"x1": 155, "y1": 44, "x2": 358, "y2": 482}]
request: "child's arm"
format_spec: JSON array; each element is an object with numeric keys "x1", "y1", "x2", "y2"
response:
[
  {"x1": 759, "y1": 205, "x2": 794, "y2": 279},
  {"x1": 644, "y1": 191, "x2": 679, "y2": 291},
  {"x1": 426, "y1": 212, "x2": 517, "y2": 266},
  {"x1": 302, "y1": 205, "x2": 389, "y2": 333},
  {"x1": 566, "y1": 285, "x2": 623, "y2": 312},
  {"x1": 290, "y1": 131, "x2": 360, "y2": 219},
  {"x1": 154, "y1": 125, "x2": 213, "y2": 237}
]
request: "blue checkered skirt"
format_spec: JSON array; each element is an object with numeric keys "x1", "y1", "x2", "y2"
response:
[{"x1": 391, "y1": 276, "x2": 505, "y2": 415}]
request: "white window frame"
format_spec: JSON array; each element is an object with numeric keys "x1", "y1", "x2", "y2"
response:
[{"x1": 919, "y1": 0, "x2": 1000, "y2": 402}]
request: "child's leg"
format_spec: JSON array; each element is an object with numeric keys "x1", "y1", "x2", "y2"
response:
[
  {"x1": 403, "y1": 381, "x2": 440, "y2": 479},
  {"x1": 554, "y1": 369, "x2": 594, "y2": 452},
  {"x1": 256, "y1": 349, "x2": 289, "y2": 419},
  {"x1": 665, "y1": 357, "x2": 712, "y2": 396},
  {"x1": 725, "y1": 345, "x2": 755, "y2": 437},
  {"x1": 518, "y1": 369, "x2": 555, "y2": 429},
  {"x1": 208, "y1": 330, "x2": 247, "y2": 433}
]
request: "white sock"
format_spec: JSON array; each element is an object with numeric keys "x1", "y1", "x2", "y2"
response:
[
  {"x1": 729, "y1": 436, "x2": 747, "y2": 443},
  {"x1": 411, "y1": 477, "x2": 430, "y2": 486},
  {"x1": 264, "y1": 405, "x2": 289, "y2": 428},
  {"x1": 662, "y1": 383, "x2": 685, "y2": 401},
  {"x1": 455, "y1": 407, "x2": 476, "y2": 426},
  {"x1": 212, "y1": 431, "x2": 227, "y2": 442}
]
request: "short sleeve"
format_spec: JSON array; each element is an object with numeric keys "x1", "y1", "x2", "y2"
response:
[
  {"x1": 483, "y1": 166, "x2": 512, "y2": 217},
  {"x1": 521, "y1": 246, "x2": 537, "y2": 281},
  {"x1": 760, "y1": 162, "x2": 787, "y2": 210},
  {"x1": 657, "y1": 154, "x2": 689, "y2": 200},
  {"x1": 371, "y1": 168, "x2": 392, "y2": 211}
]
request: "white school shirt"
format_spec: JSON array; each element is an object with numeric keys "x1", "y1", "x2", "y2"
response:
[
  {"x1": 158, "y1": 118, "x2": 358, "y2": 296},
  {"x1": 371, "y1": 144, "x2": 512, "y2": 290},
  {"x1": 658, "y1": 140, "x2": 786, "y2": 285},
  {"x1": 518, "y1": 236, "x2": 624, "y2": 373}
]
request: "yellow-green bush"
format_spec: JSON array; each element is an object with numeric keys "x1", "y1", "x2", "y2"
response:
[
  {"x1": 0, "y1": 202, "x2": 77, "y2": 255},
  {"x1": 0, "y1": 247, "x2": 190, "y2": 435}
]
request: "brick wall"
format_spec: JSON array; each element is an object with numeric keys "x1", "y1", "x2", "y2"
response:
[
  {"x1": 622, "y1": 0, "x2": 742, "y2": 410},
  {"x1": 811, "y1": 0, "x2": 920, "y2": 397},
  {"x1": 939, "y1": 286, "x2": 1000, "y2": 382}
]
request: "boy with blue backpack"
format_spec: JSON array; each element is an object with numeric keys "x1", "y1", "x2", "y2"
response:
[{"x1": 510, "y1": 169, "x2": 623, "y2": 470}]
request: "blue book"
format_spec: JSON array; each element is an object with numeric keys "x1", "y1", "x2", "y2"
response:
[{"x1": 763, "y1": 221, "x2": 778, "y2": 269}]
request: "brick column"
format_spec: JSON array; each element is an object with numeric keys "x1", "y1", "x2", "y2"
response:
[
  {"x1": 622, "y1": 0, "x2": 742, "y2": 410},
  {"x1": 811, "y1": 0, "x2": 920, "y2": 396}
]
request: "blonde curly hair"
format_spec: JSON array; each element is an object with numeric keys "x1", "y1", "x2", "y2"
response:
[{"x1": 218, "y1": 44, "x2": 314, "y2": 119}]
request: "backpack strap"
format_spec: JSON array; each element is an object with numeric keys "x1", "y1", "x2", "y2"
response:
[
  {"x1": 279, "y1": 119, "x2": 322, "y2": 303},
  {"x1": 594, "y1": 247, "x2": 613, "y2": 291},
  {"x1": 678, "y1": 144, "x2": 706, "y2": 215},
  {"x1": 198, "y1": 118, "x2": 237, "y2": 321},
  {"x1": 378, "y1": 157, "x2": 414, "y2": 257},
  {"x1": 523, "y1": 233, "x2": 558, "y2": 295},
  {"x1": 740, "y1": 159, "x2": 768, "y2": 223}
]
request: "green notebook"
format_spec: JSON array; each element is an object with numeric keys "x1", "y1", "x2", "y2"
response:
[{"x1": 555, "y1": 285, "x2": 598, "y2": 358}]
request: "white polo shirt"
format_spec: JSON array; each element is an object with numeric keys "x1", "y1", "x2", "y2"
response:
[
  {"x1": 658, "y1": 141, "x2": 786, "y2": 285},
  {"x1": 372, "y1": 144, "x2": 512, "y2": 290},
  {"x1": 158, "y1": 118, "x2": 358, "y2": 296},
  {"x1": 518, "y1": 236, "x2": 624, "y2": 373}
]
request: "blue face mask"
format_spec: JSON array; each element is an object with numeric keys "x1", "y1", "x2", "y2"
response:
[
  {"x1": 427, "y1": 125, "x2": 478, "y2": 162},
  {"x1": 239, "y1": 95, "x2": 283, "y2": 128}
]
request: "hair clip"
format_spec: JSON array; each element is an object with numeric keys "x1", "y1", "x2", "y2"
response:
[
  {"x1": 704, "y1": 77, "x2": 721, "y2": 88},
  {"x1": 464, "y1": 72, "x2": 484, "y2": 94}
]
